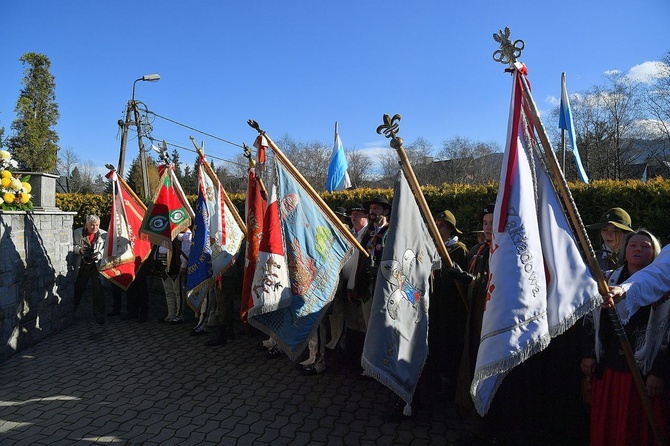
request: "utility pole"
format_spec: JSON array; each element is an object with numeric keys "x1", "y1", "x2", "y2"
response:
[{"x1": 116, "y1": 74, "x2": 161, "y2": 201}]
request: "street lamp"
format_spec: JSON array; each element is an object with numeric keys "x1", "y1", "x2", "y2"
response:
[
  {"x1": 117, "y1": 73, "x2": 161, "y2": 200},
  {"x1": 131, "y1": 74, "x2": 161, "y2": 102}
]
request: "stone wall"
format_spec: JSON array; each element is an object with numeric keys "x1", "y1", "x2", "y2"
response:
[{"x1": 0, "y1": 211, "x2": 77, "y2": 362}]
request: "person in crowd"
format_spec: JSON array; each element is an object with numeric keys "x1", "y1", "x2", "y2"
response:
[
  {"x1": 582, "y1": 229, "x2": 669, "y2": 445},
  {"x1": 73, "y1": 215, "x2": 107, "y2": 324},
  {"x1": 154, "y1": 228, "x2": 191, "y2": 324},
  {"x1": 299, "y1": 204, "x2": 369, "y2": 376},
  {"x1": 205, "y1": 245, "x2": 245, "y2": 347},
  {"x1": 346, "y1": 196, "x2": 391, "y2": 372},
  {"x1": 455, "y1": 204, "x2": 493, "y2": 411},
  {"x1": 586, "y1": 207, "x2": 634, "y2": 271},
  {"x1": 423, "y1": 210, "x2": 470, "y2": 405},
  {"x1": 605, "y1": 243, "x2": 670, "y2": 310}
]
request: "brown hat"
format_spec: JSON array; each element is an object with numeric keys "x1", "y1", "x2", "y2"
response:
[
  {"x1": 586, "y1": 208, "x2": 633, "y2": 232},
  {"x1": 435, "y1": 210, "x2": 463, "y2": 235}
]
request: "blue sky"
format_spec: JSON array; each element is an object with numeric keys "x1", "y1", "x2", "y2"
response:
[{"x1": 1, "y1": 1, "x2": 669, "y2": 175}]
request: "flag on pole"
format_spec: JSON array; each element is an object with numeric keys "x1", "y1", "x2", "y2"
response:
[
  {"x1": 559, "y1": 72, "x2": 589, "y2": 183},
  {"x1": 99, "y1": 170, "x2": 153, "y2": 290},
  {"x1": 362, "y1": 170, "x2": 441, "y2": 416},
  {"x1": 240, "y1": 162, "x2": 266, "y2": 325},
  {"x1": 248, "y1": 156, "x2": 353, "y2": 360},
  {"x1": 139, "y1": 164, "x2": 194, "y2": 247},
  {"x1": 187, "y1": 156, "x2": 245, "y2": 311},
  {"x1": 325, "y1": 121, "x2": 351, "y2": 192},
  {"x1": 471, "y1": 64, "x2": 600, "y2": 416}
]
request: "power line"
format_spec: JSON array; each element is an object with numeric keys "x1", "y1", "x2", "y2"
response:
[
  {"x1": 147, "y1": 110, "x2": 246, "y2": 149},
  {"x1": 146, "y1": 136, "x2": 248, "y2": 169}
]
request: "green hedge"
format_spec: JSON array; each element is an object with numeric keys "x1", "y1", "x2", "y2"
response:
[{"x1": 57, "y1": 178, "x2": 670, "y2": 248}]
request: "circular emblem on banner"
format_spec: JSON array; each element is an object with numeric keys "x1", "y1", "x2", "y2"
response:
[
  {"x1": 170, "y1": 209, "x2": 185, "y2": 224},
  {"x1": 149, "y1": 216, "x2": 168, "y2": 232}
]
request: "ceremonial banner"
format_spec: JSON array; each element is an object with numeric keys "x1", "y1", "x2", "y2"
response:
[
  {"x1": 187, "y1": 156, "x2": 245, "y2": 311},
  {"x1": 325, "y1": 121, "x2": 351, "y2": 192},
  {"x1": 240, "y1": 164, "x2": 266, "y2": 325},
  {"x1": 362, "y1": 170, "x2": 441, "y2": 415},
  {"x1": 139, "y1": 165, "x2": 194, "y2": 247},
  {"x1": 248, "y1": 157, "x2": 353, "y2": 360},
  {"x1": 559, "y1": 72, "x2": 589, "y2": 183},
  {"x1": 471, "y1": 64, "x2": 600, "y2": 416},
  {"x1": 99, "y1": 170, "x2": 152, "y2": 290}
]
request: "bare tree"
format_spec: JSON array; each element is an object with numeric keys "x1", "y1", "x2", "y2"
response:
[
  {"x1": 435, "y1": 137, "x2": 500, "y2": 184},
  {"x1": 278, "y1": 134, "x2": 331, "y2": 191},
  {"x1": 56, "y1": 147, "x2": 80, "y2": 177},
  {"x1": 346, "y1": 149, "x2": 373, "y2": 187},
  {"x1": 643, "y1": 52, "x2": 670, "y2": 166}
]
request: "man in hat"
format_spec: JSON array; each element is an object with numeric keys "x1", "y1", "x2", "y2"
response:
[
  {"x1": 344, "y1": 196, "x2": 391, "y2": 371},
  {"x1": 299, "y1": 205, "x2": 366, "y2": 375},
  {"x1": 423, "y1": 210, "x2": 470, "y2": 403},
  {"x1": 586, "y1": 207, "x2": 634, "y2": 271}
]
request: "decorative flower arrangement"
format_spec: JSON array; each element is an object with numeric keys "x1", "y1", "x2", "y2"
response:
[{"x1": 0, "y1": 149, "x2": 33, "y2": 211}]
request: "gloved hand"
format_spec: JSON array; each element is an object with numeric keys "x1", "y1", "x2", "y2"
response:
[{"x1": 445, "y1": 264, "x2": 474, "y2": 284}]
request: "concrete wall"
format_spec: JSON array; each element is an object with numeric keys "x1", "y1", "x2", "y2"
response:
[{"x1": 0, "y1": 211, "x2": 76, "y2": 362}]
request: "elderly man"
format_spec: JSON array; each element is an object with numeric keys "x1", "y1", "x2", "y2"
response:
[{"x1": 73, "y1": 215, "x2": 107, "y2": 324}]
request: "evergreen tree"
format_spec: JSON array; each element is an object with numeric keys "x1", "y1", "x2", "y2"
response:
[
  {"x1": 171, "y1": 149, "x2": 183, "y2": 181},
  {"x1": 8, "y1": 53, "x2": 60, "y2": 172},
  {"x1": 70, "y1": 166, "x2": 82, "y2": 192}
]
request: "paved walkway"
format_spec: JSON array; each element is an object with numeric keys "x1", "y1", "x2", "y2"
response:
[{"x1": 0, "y1": 289, "x2": 470, "y2": 445}]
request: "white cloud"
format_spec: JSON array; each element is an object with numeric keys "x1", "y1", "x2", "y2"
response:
[{"x1": 627, "y1": 61, "x2": 669, "y2": 83}]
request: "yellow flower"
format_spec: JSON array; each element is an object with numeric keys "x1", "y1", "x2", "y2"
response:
[
  {"x1": 1, "y1": 177, "x2": 11, "y2": 188},
  {"x1": 20, "y1": 193, "x2": 31, "y2": 204},
  {"x1": 3, "y1": 192, "x2": 14, "y2": 203},
  {"x1": 0, "y1": 170, "x2": 11, "y2": 179},
  {"x1": 0, "y1": 150, "x2": 10, "y2": 160},
  {"x1": 10, "y1": 178, "x2": 22, "y2": 191},
  {"x1": 22, "y1": 182, "x2": 32, "y2": 193}
]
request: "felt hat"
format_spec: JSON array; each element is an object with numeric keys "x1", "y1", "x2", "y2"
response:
[
  {"x1": 478, "y1": 203, "x2": 495, "y2": 223},
  {"x1": 363, "y1": 196, "x2": 392, "y2": 212},
  {"x1": 333, "y1": 206, "x2": 348, "y2": 218},
  {"x1": 434, "y1": 210, "x2": 463, "y2": 235},
  {"x1": 347, "y1": 204, "x2": 367, "y2": 215},
  {"x1": 586, "y1": 208, "x2": 633, "y2": 232}
]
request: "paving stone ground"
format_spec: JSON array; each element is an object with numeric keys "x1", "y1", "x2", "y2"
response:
[{"x1": 0, "y1": 285, "x2": 472, "y2": 445}]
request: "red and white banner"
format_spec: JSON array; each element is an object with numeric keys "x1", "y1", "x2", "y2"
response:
[
  {"x1": 99, "y1": 170, "x2": 152, "y2": 290},
  {"x1": 471, "y1": 64, "x2": 600, "y2": 416}
]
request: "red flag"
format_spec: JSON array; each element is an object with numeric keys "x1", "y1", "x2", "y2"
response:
[
  {"x1": 99, "y1": 171, "x2": 153, "y2": 290},
  {"x1": 240, "y1": 165, "x2": 266, "y2": 325},
  {"x1": 139, "y1": 165, "x2": 194, "y2": 247}
]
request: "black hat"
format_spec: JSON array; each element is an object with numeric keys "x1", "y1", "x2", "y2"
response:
[
  {"x1": 434, "y1": 210, "x2": 463, "y2": 235},
  {"x1": 333, "y1": 206, "x2": 348, "y2": 218},
  {"x1": 363, "y1": 196, "x2": 392, "y2": 212},
  {"x1": 347, "y1": 204, "x2": 367, "y2": 215},
  {"x1": 478, "y1": 203, "x2": 495, "y2": 223}
]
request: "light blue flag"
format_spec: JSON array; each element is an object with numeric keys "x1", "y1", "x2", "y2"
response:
[
  {"x1": 559, "y1": 72, "x2": 589, "y2": 183},
  {"x1": 249, "y1": 157, "x2": 353, "y2": 360},
  {"x1": 362, "y1": 170, "x2": 441, "y2": 416},
  {"x1": 325, "y1": 121, "x2": 351, "y2": 192}
]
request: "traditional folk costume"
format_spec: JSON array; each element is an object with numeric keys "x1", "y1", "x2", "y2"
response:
[{"x1": 584, "y1": 265, "x2": 670, "y2": 446}]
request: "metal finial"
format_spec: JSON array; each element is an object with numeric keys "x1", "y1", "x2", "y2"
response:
[
  {"x1": 376, "y1": 114, "x2": 404, "y2": 149},
  {"x1": 105, "y1": 163, "x2": 116, "y2": 171},
  {"x1": 247, "y1": 119, "x2": 264, "y2": 134},
  {"x1": 492, "y1": 27, "x2": 524, "y2": 69},
  {"x1": 242, "y1": 143, "x2": 252, "y2": 159}
]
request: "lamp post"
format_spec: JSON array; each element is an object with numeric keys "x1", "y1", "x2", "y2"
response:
[{"x1": 117, "y1": 73, "x2": 160, "y2": 200}]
